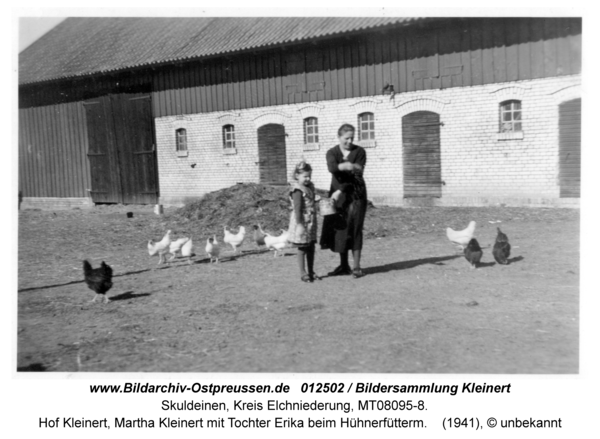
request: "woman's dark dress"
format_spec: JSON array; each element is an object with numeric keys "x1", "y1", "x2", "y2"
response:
[{"x1": 319, "y1": 145, "x2": 367, "y2": 253}]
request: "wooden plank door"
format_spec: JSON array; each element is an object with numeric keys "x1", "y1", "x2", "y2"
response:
[
  {"x1": 112, "y1": 93, "x2": 159, "y2": 204},
  {"x1": 84, "y1": 92, "x2": 158, "y2": 204},
  {"x1": 257, "y1": 124, "x2": 287, "y2": 185},
  {"x1": 83, "y1": 97, "x2": 123, "y2": 203},
  {"x1": 559, "y1": 98, "x2": 581, "y2": 198},
  {"x1": 402, "y1": 111, "x2": 442, "y2": 198}
]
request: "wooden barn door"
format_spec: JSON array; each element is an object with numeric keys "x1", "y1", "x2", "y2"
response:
[
  {"x1": 112, "y1": 94, "x2": 159, "y2": 204},
  {"x1": 402, "y1": 111, "x2": 442, "y2": 198},
  {"x1": 83, "y1": 93, "x2": 158, "y2": 204},
  {"x1": 257, "y1": 124, "x2": 287, "y2": 185},
  {"x1": 559, "y1": 98, "x2": 581, "y2": 198},
  {"x1": 83, "y1": 96, "x2": 123, "y2": 203}
]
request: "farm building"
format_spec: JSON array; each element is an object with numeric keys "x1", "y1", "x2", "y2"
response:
[{"x1": 18, "y1": 17, "x2": 582, "y2": 209}]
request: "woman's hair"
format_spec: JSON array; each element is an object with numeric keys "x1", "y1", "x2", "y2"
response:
[
  {"x1": 338, "y1": 123, "x2": 356, "y2": 137},
  {"x1": 292, "y1": 160, "x2": 312, "y2": 179}
]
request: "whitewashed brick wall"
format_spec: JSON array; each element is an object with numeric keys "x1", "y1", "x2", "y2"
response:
[{"x1": 155, "y1": 75, "x2": 581, "y2": 207}]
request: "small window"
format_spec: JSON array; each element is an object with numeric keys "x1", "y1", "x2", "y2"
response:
[
  {"x1": 499, "y1": 100, "x2": 522, "y2": 132},
  {"x1": 222, "y1": 125, "x2": 236, "y2": 149},
  {"x1": 303, "y1": 117, "x2": 319, "y2": 144},
  {"x1": 176, "y1": 128, "x2": 187, "y2": 151},
  {"x1": 358, "y1": 112, "x2": 375, "y2": 141}
]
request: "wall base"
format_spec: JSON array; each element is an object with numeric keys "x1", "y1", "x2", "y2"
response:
[
  {"x1": 20, "y1": 197, "x2": 94, "y2": 210},
  {"x1": 371, "y1": 195, "x2": 580, "y2": 208}
]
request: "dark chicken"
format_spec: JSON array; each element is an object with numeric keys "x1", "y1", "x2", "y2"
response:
[
  {"x1": 464, "y1": 238, "x2": 483, "y2": 269},
  {"x1": 83, "y1": 260, "x2": 113, "y2": 303},
  {"x1": 492, "y1": 227, "x2": 511, "y2": 265}
]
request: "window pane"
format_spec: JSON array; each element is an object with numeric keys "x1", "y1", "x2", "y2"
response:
[
  {"x1": 513, "y1": 111, "x2": 521, "y2": 121},
  {"x1": 514, "y1": 122, "x2": 522, "y2": 131},
  {"x1": 514, "y1": 102, "x2": 521, "y2": 110}
]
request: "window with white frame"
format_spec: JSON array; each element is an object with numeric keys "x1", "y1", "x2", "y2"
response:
[
  {"x1": 176, "y1": 128, "x2": 187, "y2": 152},
  {"x1": 358, "y1": 112, "x2": 376, "y2": 141},
  {"x1": 222, "y1": 125, "x2": 236, "y2": 149},
  {"x1": 499, "y1": 100, "x2": 522, "y2": 132},
  {"x1": 303, "y1": 117, "x2": 319, "y2": 144}
]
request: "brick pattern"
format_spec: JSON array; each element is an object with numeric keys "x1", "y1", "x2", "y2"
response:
[{"x1": 155, "y1": 75, "x2": 581, "y2": 206}]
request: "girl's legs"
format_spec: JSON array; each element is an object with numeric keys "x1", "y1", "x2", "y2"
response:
[
  {"x1": 297, "y1": 245, "x2": 311, "y2": 282},
  {"x1": 306, "y1": 242, "x2": 318, "y2": 280}
]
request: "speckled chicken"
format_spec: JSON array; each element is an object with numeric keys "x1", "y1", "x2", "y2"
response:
[
  {"x1": 492, "y1": 227, "x2": 511, "y2": 265},
  {"x1": 83, "y1": 260, "x2": 113, "y2": 303},
  {"x1": 253, "y1": 224, "x2": 266, "y2": 249},
  {"x1": 464, "y1": 238, "x2": 483, "y2": 269}
]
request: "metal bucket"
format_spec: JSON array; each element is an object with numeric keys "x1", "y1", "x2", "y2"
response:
[{"x1": 319, "y1": 197, "x2": 336, "y2": 216}]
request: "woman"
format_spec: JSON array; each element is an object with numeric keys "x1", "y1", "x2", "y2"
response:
[{"x1": 320, "y1": 123, "x2": 367, "y2": 278}]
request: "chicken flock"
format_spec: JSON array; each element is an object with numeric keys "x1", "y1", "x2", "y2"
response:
[
  {"x1": 84, "y1": 216, "x2": 513, "y2": 302},
  {"x1": 446, "y1": 221, "x2": 512, "y2": 269}
]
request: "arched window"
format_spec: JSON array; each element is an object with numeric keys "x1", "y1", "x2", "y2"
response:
[
  {"x1": 358, "y1": 112, "x2": 375, "y2": 141},
  {"x1": 499, "y1": 100, "x2": 522, "y2": 132},
  {"x1": 175, "y1": 128, "x2": 187, "y2": 152},
  {"x1": 222, "y1": 125, "x2": 235, "y2": 149},
  {"x1": 303, "y1": 117, "x2": 319, "y2": 144}
]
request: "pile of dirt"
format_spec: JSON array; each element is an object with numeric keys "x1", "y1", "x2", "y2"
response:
[
  {"x1": 171, "y1": 183, "x2": 579, "y2": 240},
  {"x1": 174, "y1": 183, "x2": 330, "y2": 235}
]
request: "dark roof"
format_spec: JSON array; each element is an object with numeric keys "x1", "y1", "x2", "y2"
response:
[{"x1": 19, "y1": 17, "x2": 427, "y2": 86}]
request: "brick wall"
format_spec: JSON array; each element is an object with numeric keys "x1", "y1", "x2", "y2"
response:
[{"x1": 155, "y1": 75, "x2": 581, "y2": 207}]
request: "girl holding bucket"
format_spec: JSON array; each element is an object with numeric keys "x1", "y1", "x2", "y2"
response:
[
  {"x1": 320, "y1": 123, "x2": 367, "y2": 278},
  {"x1": 287, "y1": 160, "x2": 320, "y2": 282}
]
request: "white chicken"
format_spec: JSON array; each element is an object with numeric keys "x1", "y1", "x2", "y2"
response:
[
  {"x1": 223, "y1": 226, "x2": 246, "y2": 254},
  {"x1": 167, "y1": 237, "x2": 191, "y2": 263},
  {"x1": 205, "y1": 235, "x2": 221, "y2": 263},
  {"x1": 181, "y1": 237, "x2": 195, "y2": 265},
  {"x1": 446, "y1": 221, "x2": 476, "y2": 252},
  {"x1": 264, "y1": 229, "x2": 290, "y2": 258},
  {"x1": 148, "y1": 230, "x2": 172, "y2": 264}
]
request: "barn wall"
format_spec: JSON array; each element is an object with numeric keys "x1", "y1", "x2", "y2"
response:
[
  {"x1": 18, "y1": 102, "x2": 92, "y2": 199},
  {"x1": 155, "y1": 74, "x2": 580, "y2": 207},
  {"x1": 151, "y1": 18, "x2": 581, "y2": 117}
]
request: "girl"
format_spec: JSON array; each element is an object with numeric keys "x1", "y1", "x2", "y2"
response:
[{"x1": 287, "y1": 160, "x2": 319, "y2": 282}]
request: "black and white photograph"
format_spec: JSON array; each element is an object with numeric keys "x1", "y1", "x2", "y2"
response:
[{"x1": 7, "y1": 4, "x2": 599, "y2": 437}]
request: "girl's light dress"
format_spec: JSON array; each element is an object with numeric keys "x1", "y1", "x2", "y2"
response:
[{"x1": 287, "y1": 181, "x2": 318, "y2": 246}]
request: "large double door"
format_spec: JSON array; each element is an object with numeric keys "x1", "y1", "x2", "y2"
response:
[{"x1": 83, "y1": 93, "x2": 158, "y2": 204}]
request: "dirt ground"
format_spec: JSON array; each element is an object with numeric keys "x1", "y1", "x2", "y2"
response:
[{"x1": 17, "y1": 204, "x2": 579, "y2": 373}]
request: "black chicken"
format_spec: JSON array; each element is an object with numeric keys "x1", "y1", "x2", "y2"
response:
[
  {"x1": 492, "y1": 227, "x2": 511, "y2": 265},
  {"x1": 464, "y1": 238, "x2": 483, "y2": 269},
  {"x1": 83, "y1": 260, "x2": 113, "y2": 303}
]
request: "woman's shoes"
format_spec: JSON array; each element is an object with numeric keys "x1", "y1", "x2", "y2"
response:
[
  {"x1": 328, "y1": 265, "x2": 352, "y2": 276},
  {"x1": 301, "y1": 274, "x2": 313, "y2": 283},
  {"x1": 309, "y1": 272, "x2": 322, "y2": 281},
  {"x1": 352, "y1": 268, "x2": 365, "y2": 278}
]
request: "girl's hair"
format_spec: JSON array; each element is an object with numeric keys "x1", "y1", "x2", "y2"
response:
[
  {"x1": 338, "y1": 123, "x2": 356, "y2": 137},
  {"x1": 293, "y1": 160, "x2": 312, "y2": 179}
]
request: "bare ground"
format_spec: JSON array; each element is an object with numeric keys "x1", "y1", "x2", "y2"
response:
[{"x1": 17, "y1": 204, "x2": 579, "y2": 373}]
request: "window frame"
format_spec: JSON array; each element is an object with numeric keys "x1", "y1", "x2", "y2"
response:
[
  {"x1": 499, "y1": 100, "x2": 522, "y2": 133},
  {"x1": 357, "y1": 112, "x2": 377, "y2": 147},
  {"x1": 303, "y1": 117, "x2": 319, "y2": 145},
  {"x1": 175, "y1": 128, "x2": 188, "y2": 156},
  {"x1": 222, "y1": 124, "x2": 237, "y2": 154}
]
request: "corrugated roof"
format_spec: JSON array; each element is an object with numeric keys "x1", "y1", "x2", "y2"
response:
[{"x1": 19, "y1": 17, "x2": 427, "y2": 85}]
